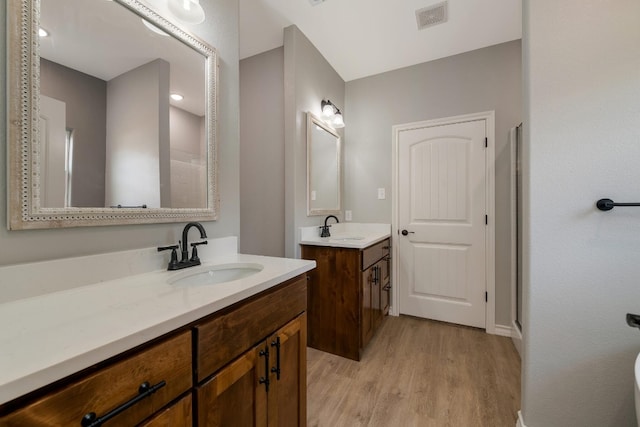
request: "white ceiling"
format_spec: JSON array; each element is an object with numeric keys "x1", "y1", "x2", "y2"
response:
[
  {"x1": 239, "y1": 0, "x2": 522, "y2": 82},
  {"x1": 40, "y1": 0, "x2": 206, "y2": 116}
]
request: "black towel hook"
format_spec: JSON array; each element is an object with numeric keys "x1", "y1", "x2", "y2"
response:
[{"x1": 596, "y1": 198, "x2": 640, "y2": 211}]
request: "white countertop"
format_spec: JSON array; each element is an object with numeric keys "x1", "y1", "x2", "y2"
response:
[
  {"x1": 299, "y1": 223, "x2": 391, "y2": 249},
  {"x1": 0, "y1": 238, "x2": 315, "y2": 405}
]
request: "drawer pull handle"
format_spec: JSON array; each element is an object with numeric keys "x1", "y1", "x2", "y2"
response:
[
  {"x1": 383, "y1": 284, "x2": 392, "y2": 291},
  {"x1": 259, "y1": 348, "x2": 270, "y2": 392},
  {"x1": 271, "y1": 337, "x2": 281, "y2": 380},
  {"x1": 81, "y1": 380, "x2": 166, "y2": 427}
]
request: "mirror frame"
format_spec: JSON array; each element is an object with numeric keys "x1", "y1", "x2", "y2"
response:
[
  {"x1": 306, "y1": 112, "x2": 341, "y2": 216},
  {"x1": 6, "y1": 0, "x2": 219, "y2": 229}
]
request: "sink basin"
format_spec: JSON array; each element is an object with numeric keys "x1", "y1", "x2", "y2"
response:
[
  {"x1": 169, "y1": 263, "x2": 264, "y2": 286},
  {"x1": 329, "y1": 236, "x2": 365, "y2": 242}
]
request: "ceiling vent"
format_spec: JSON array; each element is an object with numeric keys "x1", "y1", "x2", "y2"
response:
[
  {"x1": 415, "y1": 1, "x2": 448, "y2": 30},
  {"x1": 308, "y1": 0, "x2": 327, "y2": 6}
]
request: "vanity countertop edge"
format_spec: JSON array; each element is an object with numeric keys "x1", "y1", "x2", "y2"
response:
[
  {"x1": 299, "y1": 233, "x2": 390, "y2": 249},
  {"x1": 299, "y1": 222, "x2": 391, "y2": 249},
  {"x1": 0, "y1": 252, "x2": 316, "y2": 405}
]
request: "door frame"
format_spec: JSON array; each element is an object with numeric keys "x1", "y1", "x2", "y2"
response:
[{"x1": 391, "y1": 110, "x2": 496, "y2": 334}]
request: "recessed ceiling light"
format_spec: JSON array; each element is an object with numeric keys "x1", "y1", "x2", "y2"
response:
[
  {"x1": 170, "y1": 93, "x2": 184, "y2": 101},
  {"x1": 38, "y1": 28, "x2": 49, "y2": 37},
  {"x1": 142, "y1": 19, "x2": 169, "y2": 36},
  {"x1": 167, "y1": 0, "x2": 205, "y2": 25}
]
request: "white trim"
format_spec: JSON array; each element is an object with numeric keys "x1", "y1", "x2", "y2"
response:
[
  {"x1": 494, "y1": 324, "x2": 512, "y2": 337},
  {"x1": 510, "y1": 127, "x2": 518, "y2": 330},
  {"x1": 516, "y1": 410, "x2": 527, "y2": 427},
  {"x1": 390, "y1": 111, "x2": 496, "y2": 335},
  {"x1": 510, "y1": 127, "x2": 523, "y2": 356},
  {"x1": 511, "y1": 320, "x2": 522, "y2": 356}
]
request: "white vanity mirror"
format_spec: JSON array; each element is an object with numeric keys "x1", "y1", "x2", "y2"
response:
[
  {"x1": 6, "y1": 0, "x2": 218, "y2": 229},
  {"x1": 306, "y1": 113, "x2": 341, "y2": 216}
]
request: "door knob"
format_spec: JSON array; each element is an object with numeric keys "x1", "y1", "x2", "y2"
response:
[{"x1": 401, "y1": 230, "x2": 415, "y2": 236}]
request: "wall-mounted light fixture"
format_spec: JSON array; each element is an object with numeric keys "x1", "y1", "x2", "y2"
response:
[{"x1": 320, "y1": 99, "x2": 345, "y2": 128}]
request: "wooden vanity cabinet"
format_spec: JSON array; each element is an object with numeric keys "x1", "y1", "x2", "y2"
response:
[
  {"x1": 302, "y1": 238, "x2": 391, "y2": 361},
  {"x1": 194, "y1": 274, "x2": 307, "y2": 427},
  {"x1": 196, "y1": 314, "x2": 306, "y2": 427},
  {"x1": 0, "y1": 274, "x2": 309, "y2": 427},
  {"x1": 0, "y1": 331, "x2": 193, "y2": 427}
]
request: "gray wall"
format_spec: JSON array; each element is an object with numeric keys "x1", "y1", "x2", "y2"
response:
[
  {"x1": 283, "y1": 25, "x2": 345, "y2": 258},
  {"x1": 344, "y1": 40, "x2": 522, "y2": 327},
  {"x1": 521, "y1": 0, "x2": 640, "y2": 425},
  {"x1": 106, "y1": 59, "x2": 170, "y2": 208},
  {"x1": 40, "y1": 58, "x2": 106, "y2": 207},
  {"x1": 239, "y1": 47, "x2": 286, "y2": 257},
  {"x1": 0, "y1": 0, "x2": 239, "y2": 266}
]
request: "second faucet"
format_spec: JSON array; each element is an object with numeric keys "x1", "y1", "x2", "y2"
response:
[{"x1": 319, "y1": 215, "x2": 339, "y2": 238}]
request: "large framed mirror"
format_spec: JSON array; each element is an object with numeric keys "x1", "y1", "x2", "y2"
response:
[
  {"x1": 306, "y1": 112, "x2": 341, "y2": 216},
  {"x1": 7, "y1": 0, "x2": 218, "y2": 229}
]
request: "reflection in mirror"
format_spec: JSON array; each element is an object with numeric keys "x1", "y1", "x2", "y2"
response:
[
  {"x1": 7, "y1": 0, "x2": 218, "y2": 229},
  {"x1": 307, "y1": 113, "x2": 341, "y2": 216}
]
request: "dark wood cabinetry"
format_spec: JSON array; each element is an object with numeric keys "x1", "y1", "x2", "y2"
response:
[
  {"x1": 0, "y1": 275, "x2": 308, "y2": 427},
  {"x1": 194, "y1": 275, "x2": 307, "y2": 426},
  {"x1": 0, "y1": 331, "x2": 192, "y2": 427},
  {"x1": 196, "y1": 311, "x2": 307, "y2": 427},
  {"x1": 302, "y1": 238, "x2": 390, "y2": 361}
]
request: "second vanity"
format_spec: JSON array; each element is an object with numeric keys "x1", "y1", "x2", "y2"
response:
[
  {"x1": 0, "y1": 237, "x2": 315, "y2": 426},
  {"x1": 299, "y1": 223, "x2": 391, "y2": 361}
]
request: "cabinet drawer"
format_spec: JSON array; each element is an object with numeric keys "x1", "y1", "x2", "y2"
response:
[
  {"x1": 0, "y1": 331, "x2": 192, "y2": 427},
  {"x1": 361, "y1": 239, "x2": 390, "y2": 270},
  {"x1": 195, "y1": 275, "x2": 307, "y2": 382}
]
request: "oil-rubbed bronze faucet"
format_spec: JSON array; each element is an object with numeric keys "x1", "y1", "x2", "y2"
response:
[
  {"x1": 157, "y1": 222, "x2": 208, "y2": 270},
  {"x1": 319, "y1": 215, "x2": 339, "y2": 237}
]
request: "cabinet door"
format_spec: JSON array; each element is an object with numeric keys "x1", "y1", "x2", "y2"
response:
[
  {"x1": 197, "y1": 342, "x2": 268, "y2": 427},
  {"x1": 268, "y1": 314, "x2": 307, "y2": 427},
  {"x1": 361, "y1": 267, "x2": 374, "y2": 348},
  {"x1": 372, "y1": 262, "x2": 383, "y2": 331},
  {"x1": 381, "y1": 255, "x2": 391, "y2": 315}
]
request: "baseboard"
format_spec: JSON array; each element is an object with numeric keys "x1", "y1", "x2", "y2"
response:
[
  {"x1": 511, "y1": 320, "x2": 522, "y2": 356},
  {"x1": 494, "y1": 324, "x2": 512, "y2": 337},
  {"x1": 516, "y1": 410, "x2": 527, "y2": 427}
]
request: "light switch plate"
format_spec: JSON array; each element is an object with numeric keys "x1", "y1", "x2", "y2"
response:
[
  {"x1": 377, "y1": 188, "x2": 386, "y2": 200},
  {"x1": 345, "y1": 210, "x2": 352, "y2": 221}
]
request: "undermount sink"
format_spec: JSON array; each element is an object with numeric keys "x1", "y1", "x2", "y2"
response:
[
  {"x1": 169, "y1": 263, "x2": 264, "y2": 286},
  {"x1": 329, "y1": 236, "x2": 365, "y2": 242}
]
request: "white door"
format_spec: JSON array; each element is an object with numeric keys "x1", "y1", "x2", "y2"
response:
[
  {"x1": 39, "y1": 95, "x2": 67, "y2": 208},
  {"x1": 397, "y1": 119, "x2": 487, "y2": 328}
]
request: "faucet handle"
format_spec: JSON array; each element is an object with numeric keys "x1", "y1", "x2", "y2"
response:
[
  {"x1": 190, "y1": 240, "x2": 208, "y2": 262},
  {"x1": 157, "y1": 244, "x2": 180, "y2": 270}
]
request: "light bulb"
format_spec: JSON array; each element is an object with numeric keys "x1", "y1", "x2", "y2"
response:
[
  {"x1": 322, "y1": 103, "x2": 335, "y2": 119},
  {"x1": 170, "y1": 93, "x2": 184, "y2": 101},
  {"x1": 332, "y1": 112, "x2": 345, "y2": 128},
  {"x1": 39, "y1": 28, "x2": 49, "y2": 37}
]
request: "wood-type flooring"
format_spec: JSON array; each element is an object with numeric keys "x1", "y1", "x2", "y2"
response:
[{"x1": 307, "y1": 315, "x2": 521, "y2": 427}]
